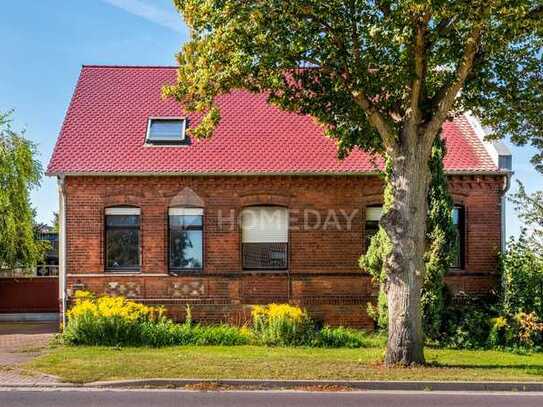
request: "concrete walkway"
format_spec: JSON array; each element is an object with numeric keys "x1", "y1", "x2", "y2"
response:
[{"x1": 0, "y1": 322, "x2": 60, "y2": 385}]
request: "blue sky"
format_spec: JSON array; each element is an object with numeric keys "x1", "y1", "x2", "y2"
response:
[{"x1": 0, "y1": 0, "x2": 541, "y2": 239}]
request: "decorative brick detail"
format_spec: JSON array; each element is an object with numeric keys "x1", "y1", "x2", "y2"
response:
[
  {"x1": 170, "y1": 280, "x2": 205, "y2": 298},
  {"x1": 105, "y1": 281, "x2": 141, "y2": 298}
]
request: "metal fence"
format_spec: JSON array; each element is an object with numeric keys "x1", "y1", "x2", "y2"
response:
[{"x1": 0, "y1": 265, "x2": 59, "y2": 278}]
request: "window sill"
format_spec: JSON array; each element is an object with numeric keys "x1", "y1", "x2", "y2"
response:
[
  {"x1": 168, "y1": 269, "x2": 203, "y2": 276},
  {"x1": 242, "y1": 269, "x2": 289, "y2": 274},
  {"x1": 105, "y1": 269, "x2": 141, "y2": 274}
]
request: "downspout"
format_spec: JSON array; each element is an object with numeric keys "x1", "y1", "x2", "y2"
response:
[
  {"x1": 500, "y1": 172, "x2": 512, "y2": 254},
  {"x1": 58, "y1": 175, "x2": 67, "y2": 329},
  {"x1": 495, "y1": 149, "x2": 513, "y2": 254}
]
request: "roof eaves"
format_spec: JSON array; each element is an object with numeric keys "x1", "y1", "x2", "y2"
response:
[
  {"x1": 45, "y1": 169, "x2": 510, "y2": 178},
  {"x1": 464, "y1": 113, "x2": 512, "y2": 171}
]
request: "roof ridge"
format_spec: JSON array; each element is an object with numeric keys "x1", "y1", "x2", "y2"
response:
[{"x1": 82, "y1": 65, "x2": 177, "y2": 69}]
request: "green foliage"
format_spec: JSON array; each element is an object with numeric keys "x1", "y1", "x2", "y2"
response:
[
  {"x1": 0, "y1": 111, "x2": 45, "y2": 269},
  {"x1": 361, "y1": 138, "x2": 455, "y2": 336},
  {"x1": 168, "y1": 0, "x2": 542, "y2": 363},
  {"x1": 487, "y1": 312, "x2": 543, "y2": 351},
  {"x1": 423, "y1": 137, "x2": 457, "y2": 339},
  {"x1": 509, "y1": 181, "x2": 543, "y2": 255},
  {"x1": 438, "y1": 217, "x2": 543, "y2": 351},
  {"x1": 313, "y1": 326, "x2": 369, "y2": 348},
  {"x1": 167, "y1": 0, "x2": 542, "y2": 167},
  {"x1": 501, "y1": 235, "x2": 543, "y2": 318},
  {"x1": 64, "y1": 294, "x2": 369, "y2": 348},
  {"x1": 63, "y1": 292, "x2": 252, "y2": 347},
  {"x1": 359, "y1": 159, "x2": 392, "y2": 330},
  {"x1": 366, "y1": 287, "x2": 389, "y2": 330},
  {"x1": 439, "y1": 298, "x2": 497, "y2": 349},
  {"x1": 483, "y1": 235, "x2": 543, "y2": 351},
  {"x1": 251, "y1": 304, "x2": 315, "y2": 346}
]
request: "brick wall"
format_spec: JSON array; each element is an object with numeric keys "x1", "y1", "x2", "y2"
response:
[{"x1": 64, "y1": 174, "x2": 504, "y2": 328}]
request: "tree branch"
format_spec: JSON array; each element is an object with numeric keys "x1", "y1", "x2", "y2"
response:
[
  {"x1": 299, "y1": 6, "x2": 397, "y2": 151},
  {"x1": 423, "y1": 23, "x2": 483, "y2": 145},
  {"x1": 351, "y1": 88, "x2": 397, "y2": 149},
  {"x1": 406, "y1": 16, "x2": 428, "y2": 141},
  {"x1": 436, "y1": 16, "x2": 457, "y2": 36}
]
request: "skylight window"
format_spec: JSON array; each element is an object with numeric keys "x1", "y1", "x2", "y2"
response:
[{"x1": 146, "y1": 118, "x2": 187, "y2": 144}]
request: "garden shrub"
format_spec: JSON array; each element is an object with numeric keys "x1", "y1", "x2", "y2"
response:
[
  {"x1": 501, "y1": 237, "x2": 543, "y2": 318},
  {"x1": 188, "y1": 324, "x2": 252, "y2": 345},
  {"x1": 64, "y1": 291, "x2": 164, "y2": 346},
  {"x1": 487, "y1": 312, "x2": 543, "y2": 351},
  {"x1": 481, "y1": 237, "x2": 543, "y2": 351},
  {"x1": 313, "y1": 326, "x2": 368, "y2": 348},
  {"x1": 64, "y1": 293, "x2": 369, "y2": 348},
  {"x1": 64, "y1": 291, "x2": 251, "y2": 347},
  {"x1": 515, "y1": 312, "x2": 543, "y2": 349},
  {"x1": 438, "y1": 297, "x2": 498, "y2": 349},
  {"x1": 251, "y1": 304, "x2": 315, "y2": 346}
]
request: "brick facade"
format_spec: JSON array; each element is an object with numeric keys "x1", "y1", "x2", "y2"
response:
[{"x1": 64, "y1": 174, "x2": 505, "y2": 328}]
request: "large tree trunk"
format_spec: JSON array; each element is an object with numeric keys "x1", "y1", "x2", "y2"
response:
[{"x1": 381, "y1": 138, "x2": 432, "y2": 366}]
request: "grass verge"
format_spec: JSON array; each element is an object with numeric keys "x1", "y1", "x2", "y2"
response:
[{"x1": 28, "y1": 343, "x2": 543, "y2": 384}]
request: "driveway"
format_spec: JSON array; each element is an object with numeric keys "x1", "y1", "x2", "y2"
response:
[{"x1": 0, "y1": 322, "x2": 60, "y2": 385}]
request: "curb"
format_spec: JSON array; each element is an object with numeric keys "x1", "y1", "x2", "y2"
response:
[
  {"x1": 2, "y1": 379, "x2": 543, "y2": 392},
  {"x1": 77, "y1": 379, "x2": 543, "y2": 392}
]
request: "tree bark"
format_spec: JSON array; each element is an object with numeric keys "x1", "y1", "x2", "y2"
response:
[{"x1": 381, "y1": 135, "x2": 432, "y2": 366}]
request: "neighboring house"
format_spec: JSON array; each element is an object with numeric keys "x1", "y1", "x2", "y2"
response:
[
  {"x1": 46, "y1": 66, "x2": 511, "y2": 328},
  {"x1": 36, "y1": 225, "x2": 59, "y2": 276}
]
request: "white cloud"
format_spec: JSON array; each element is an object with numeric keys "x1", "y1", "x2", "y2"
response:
[{"x1": 101, "y1": 0, "x2": 184, "y2": 33}]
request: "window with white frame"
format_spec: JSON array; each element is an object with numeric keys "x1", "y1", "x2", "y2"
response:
[
  {"x1": 169, "y1": 208, "x2": 203, "y2": 272},
  {"x1": 241, "y1": 206, "x2": 288, "y2": 270},
  {"x1": 105, "y1": 207, "x2": 141, "y2": 271},
  {"x1": 146, "y1": 118, "x2": 187, "y2": 144}
]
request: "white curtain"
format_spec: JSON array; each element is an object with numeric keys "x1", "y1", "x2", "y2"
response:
[{"x1": 241, "y1": 207, "x2": 288, "y2": 243}]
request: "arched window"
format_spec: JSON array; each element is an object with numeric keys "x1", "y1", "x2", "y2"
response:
[
  {"x1": 105, "y1": 207, "x2": 140, "y2": 271},
  {"x1": 169, "y1": 208, "x2": 204, "y2": 273},
  {"x1": 241, "y1": 206, "x2": 288, "y2": 270}
]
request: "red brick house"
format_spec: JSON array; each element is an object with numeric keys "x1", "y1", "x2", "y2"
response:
[{"x1": 47, "y1": 66, "x2": 511, "y2": 328}]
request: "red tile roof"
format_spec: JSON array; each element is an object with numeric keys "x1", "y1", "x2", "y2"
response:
[{"x1": 47, "y1": 66, "x2": 499, "y2": 176}]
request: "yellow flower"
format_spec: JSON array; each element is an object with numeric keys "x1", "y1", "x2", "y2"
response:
[
  {"x1": 67, "y1": 293, "x2": 160, "y2": 323},
  {"x1": 251, "y1": 303, "x2": 306, "y2": 322}
]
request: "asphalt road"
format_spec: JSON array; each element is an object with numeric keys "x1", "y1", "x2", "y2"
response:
[{"x1": 2, "y1": 389, "x2": 543, "y2": 407}]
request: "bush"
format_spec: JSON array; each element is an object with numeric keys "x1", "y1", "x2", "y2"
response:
[
  {"x1": 313, "y1": 326, "x2": 368, "y2": 348},
  {"x1": 64, "y1": 291, "x2": 165, "y2": 346},
  {"x1": 64, "y1": 292, "x2": 251, "y2": 347},
  {"x1": 488, "y1": 312, "x2": 543, "y2": 351},
  {"x1": 501, "y1": 237, "x2": 543, "y2": 318},
  {"x1": 438, "y1": 298, "x2": 497, "y2": 349},
  {"x1": 251, "y1": 304, "x2": 315, "y2": 346},
  {"x1": 64, "y1": 293, "x2": 369, "y2": 348}
]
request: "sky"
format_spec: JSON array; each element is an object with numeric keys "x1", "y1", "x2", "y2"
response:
[{"x1": 0, "y1": 0, "x2": 541, "y2": 240}]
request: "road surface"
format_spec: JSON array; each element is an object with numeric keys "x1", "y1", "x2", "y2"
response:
[{"x1": 2, "y1": 389, "x2": 543, "y2": 407}]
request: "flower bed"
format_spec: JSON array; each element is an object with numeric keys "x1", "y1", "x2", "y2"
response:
[{"x1": 63, "y1": 291, "x2": 369, "y2": 348}]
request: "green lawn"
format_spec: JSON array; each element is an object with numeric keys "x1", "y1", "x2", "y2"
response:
[{"x1": 28, "y1": 344, "x2": 543, "y2": 384}]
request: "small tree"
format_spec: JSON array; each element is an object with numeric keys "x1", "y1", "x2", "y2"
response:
[
  {"x1": 509, "y1": 181, "x2": 543, "y2": 255},
  {"x1": 165, "y1": 1, "x2": 542, "y2": 364},
  {"x1": 0, "y1": 111, "x2": 45, "y2": 269}
]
